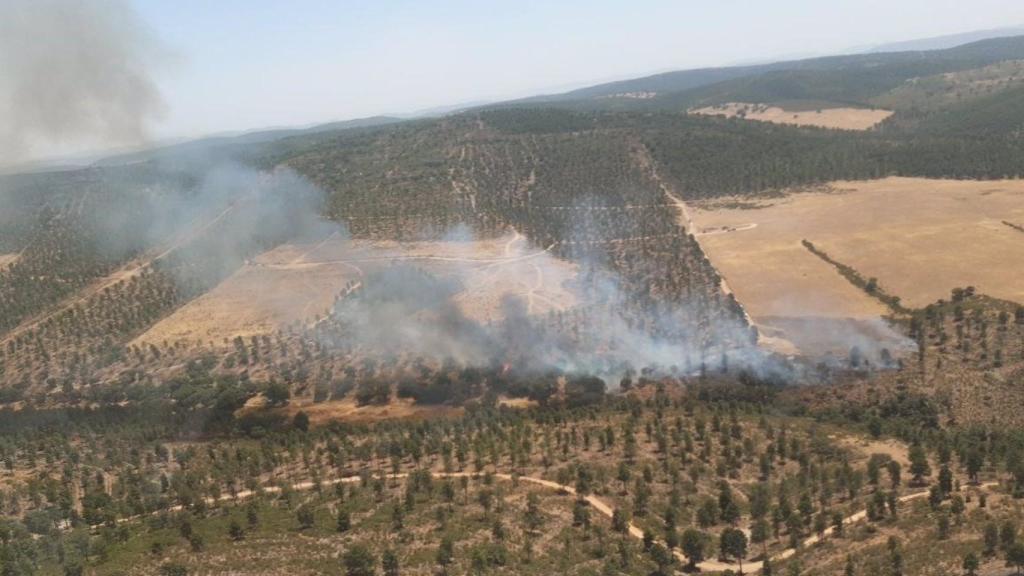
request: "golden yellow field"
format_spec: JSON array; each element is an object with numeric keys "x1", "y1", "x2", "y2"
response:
[
  {"x1": 132, "y1": 231, "x2": 578, "y2": 347},
  {"x1": 691, "y1": 102, "x2": 894, "y2": 130},
  {"x1": 693, "y1": 177, "x2": 1024, "y2": 355}
]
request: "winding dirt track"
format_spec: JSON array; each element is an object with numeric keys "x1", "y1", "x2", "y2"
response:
[{"x1": 107, "y1": 469, "x2": 1000, "y2": 573}]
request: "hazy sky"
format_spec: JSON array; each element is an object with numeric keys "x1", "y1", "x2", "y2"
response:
[
  {"x1": 135, "y1": 0, "x2": 1024, "y2": 140},
  {"x1": 12, "y1": 0, "x2": 1024, "y2": 161}
]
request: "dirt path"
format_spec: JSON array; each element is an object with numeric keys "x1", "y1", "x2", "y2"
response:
[
  {"x1": 76, "y1": 186, "x2": 91, "y2": 217},
  {"x1": 503, "y1": 230, "x2": 523, "y2": 257},
  {"x1": 0, "y1": 260, "x2": 148, "y2": 346},
  {"x1": 697, "y1": 223, "x2": 759, "y2": 237},
  {"x1": 634, "y1": 143, "x2": 755, "y2": 328},
  {"x1": 0, "y1": 201, "x2": 241, "y2": 346},
  {"x1": 152, "y1": 202, "x2": 237, "y2": 263},
  {"x1": 289, "y1": 230, "x2": 342, "y2": 266},
  {"x1": 524, "y1": 263, "x2": 543, "y2": 313},
  {"x1": 663, "y1": 191, "x2": 744, "y2": 301},
  {"x1": 97, "y1": 467, "x2": 1001, "y2": 573}
]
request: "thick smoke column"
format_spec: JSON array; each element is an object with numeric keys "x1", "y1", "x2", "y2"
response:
[{"x1": 0, "y1": 0, "x2": 165, "y2": 163}]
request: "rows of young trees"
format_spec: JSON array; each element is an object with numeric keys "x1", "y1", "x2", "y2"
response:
[
  {"x1": 3, "y1": 380, "x2": 1024, "y2": 574},
  {"x1": 3, "y1": 101, "x2": 1024, "y2": 416}
]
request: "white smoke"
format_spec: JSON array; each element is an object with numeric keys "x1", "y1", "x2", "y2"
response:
[
  {"x1": 322, "y1": 223, "x2": 780, "y2": 385},
  {"x1": 0, "y1": 0, "x2": 166, "y2": 163}
]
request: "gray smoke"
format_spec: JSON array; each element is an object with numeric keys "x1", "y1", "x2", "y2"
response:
[
  {"x1": 120, "y1": 161, "x2": 340, "y2": 289},
  {"x1": 0, "y1": 0, "x2": 165, "y2": 163},
  {"x1": 331, "y1": 264, "x2": 493, "y2": 365},
  {"x1": 324, "y1": 225, "x2": 780, "y2": 385}
]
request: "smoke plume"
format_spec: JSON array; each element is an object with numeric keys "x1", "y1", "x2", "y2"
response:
[
  {"x1": 322, "y1": 224, "x2": 782, "y2": 386},
  {"x1": 0, "y1": 0, "x2": 165, "y2": 163}
]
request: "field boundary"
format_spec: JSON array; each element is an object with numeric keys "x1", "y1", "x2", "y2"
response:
[{"x1": 801, "y1": 239, "x2": 910, "y2": 315}]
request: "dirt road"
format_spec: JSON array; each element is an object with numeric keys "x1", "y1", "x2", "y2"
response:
[
  {"x1": 638, "y1": 145, "x2": 757, "y2": 331},
  {"x1": 100, "y1": 467, "x2": 1001, "y2": 573}
]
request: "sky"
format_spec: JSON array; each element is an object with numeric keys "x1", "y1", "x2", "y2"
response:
[{"x1": 9, "y1": 0, "x2": 1024, "y2": 161}]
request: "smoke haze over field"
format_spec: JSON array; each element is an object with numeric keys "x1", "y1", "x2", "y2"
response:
[
  {"x1": 324, "y1": 225, "x2": 778, "y2": 385},
  {"x1": 0, "y1": 0, "x2": 165, "y2": 164}
]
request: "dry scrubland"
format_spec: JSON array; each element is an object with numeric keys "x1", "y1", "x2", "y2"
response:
[
  {"x1": 693, "y1": 177, "x2": 1024, "y2": 355},
  {"x1": 0, "y1": 254, "x2": 17, "y2": 269},
  {"x1": 133, "y1": 231, "x2": 577, "y2": 347},
  {"x1": 690, "y1": 102, "x2": 894, "y2": 130}
]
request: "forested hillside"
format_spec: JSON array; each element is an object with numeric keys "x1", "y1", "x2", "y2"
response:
[
  {"x1": 4, "y1": 26, "x2": 1024, "y2": 576},
  {"x1": 5, "y1": 91, "x2": 1024, "y2": 405},
  {"x1": 505, "y1": 35, "x2": 1024, "y2": 108}
]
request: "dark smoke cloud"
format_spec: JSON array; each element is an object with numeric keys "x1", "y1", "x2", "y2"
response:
[{"x1": 0, "y1": 0, "x2": 165, "y2": 163}]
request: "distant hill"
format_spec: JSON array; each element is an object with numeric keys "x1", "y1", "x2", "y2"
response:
[
  {"x1": 491, "y1": 35, "x2": 1024, "y2": 113},
  {"x1": 93, "y1": 116, "x2": 402, "y2": 167},
  {"x1": 867, "y1": 27, "x2": 1024, "y2": 53},
  {"x1": 57, "y1": 31, "x2": 1024, "y2": 172}
]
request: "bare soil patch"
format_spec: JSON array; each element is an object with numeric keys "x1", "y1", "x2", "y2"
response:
[
  {"x1": 0, "y1": 253, "x2": 17, "y2": 269},
  {"x1": 691, "y1": 102, "x2": 894, "y2": 130},
  {"x1": 497, "y1": 396, "x2": 539, "y2": 409},
  {"x1": 834, "y1": 434, "x2": 911, "y2": 469},
  {"x1": 133, "y1": 231, "x2": 578, "y2": 346},
  {"x1": 693, "y1": 177, "x2": 1024, "y2": 355},
  {"x1": 241, "y1": 396, "x2": 464, "y2": 426}
]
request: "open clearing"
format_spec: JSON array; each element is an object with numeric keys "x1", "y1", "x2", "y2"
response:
[
  {"x1": 693, "y1": 177, "x2": 1024, "y2": 356},
  {"x1": 0, "y1": 254, "x2": 17, "y2": 269},
  {"x1": 133, "y1": 231, "x2": 578, "y2": 346},
  {"x1": 240, "y1": 395, "x2": 463, "y2": 426},
  {"x1": 691, "y1": 102, "x2": 894, "y2": 130}
]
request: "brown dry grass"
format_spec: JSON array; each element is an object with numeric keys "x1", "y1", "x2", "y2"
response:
[
  {"x1": 834, "y1": 435, "x2": 911, "y2": 469},
  {"x1": 132, "y1": 242, "x2": 362, "y2": 346},
  {"x1": 496, "y1": 396, "x2": 539, "y2": 409},
  {"x1": 691, "y1": 102, "x2": 894, "y2": 130},
  {"x1": 133, "y1": 231, "x2": 578, "y2": 347},
  {"x1": 242, "y1": 396, "x2": 464, "y2": 426},
  {"x1": 0, "y1": 253, "x2": 17, "y2": 269},
  {"x1": 693, "y1": 177, "x2": 1024, "y2": 355}
]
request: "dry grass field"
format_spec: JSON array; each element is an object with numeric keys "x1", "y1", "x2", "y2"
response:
[
  {"x1": 0, "y1": 253, "x2": 17, "y2": 269},
  {"x1": 691, "y1": 102, "x2": 894, "y2": 130},
  {"x1": 239, "y1": 394, "x2": 464, "y2": 426},
  {"x1": 692, "y1": 177, "x2": 1024, "y2": 355},
  {"x1": 133, "y1": 231, "x2": 578, "y2": 347}
]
